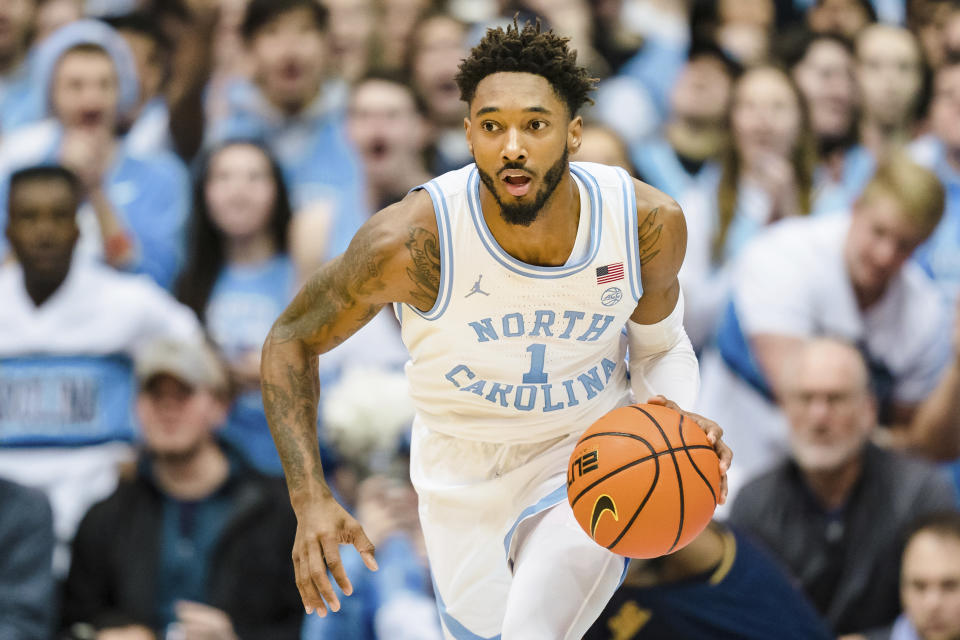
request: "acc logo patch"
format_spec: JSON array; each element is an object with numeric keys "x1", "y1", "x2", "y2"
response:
[{"x1": 601, "y1": 287, "x2": 622, "y2": 306}]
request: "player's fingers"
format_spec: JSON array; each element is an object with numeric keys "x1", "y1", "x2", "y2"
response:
[
  {"x1": 310, "y1": 538, "x2": 338, "y2": 613},
  {"x1": 694, "y1": 414, "x2": 722, "y2": 445},
  {"x1": 715, "y1": 437, "x2": 733, "y2": 474},
  {"x1": 646, "y1": 394, "x2": 680, "y2": 412},
  {"x1": 291, "y1": 548, "x2": 313, "y2": 614},
  {"x1": 352, "y1": 526, "x2": 379, "y2": 574},
  {"x1": 300, "y1": 543, "x2": 328, "y2": 616},
  {"x1": 719, "y1": 473, "x2": 729, "y2": 505},
  {"x1": 318, "y1": 536, "x2": 348, "y2": 607}
]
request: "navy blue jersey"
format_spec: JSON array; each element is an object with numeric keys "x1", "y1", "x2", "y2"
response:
[{"x1": 585, "y1": 526, "x2": 833, "y2": 640}]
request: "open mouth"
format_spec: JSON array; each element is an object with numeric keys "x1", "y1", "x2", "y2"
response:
[
  {"x1": 367, "y1": 139, "x2": 389, "y2": 161},
  {"x1": 501, "y1": 172, "x2": 532, "y2": 197},
  {"x1": 78, "y1": 110, "x2": 104, "y2": 127}
]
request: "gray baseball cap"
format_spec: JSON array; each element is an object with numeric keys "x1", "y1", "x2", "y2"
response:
[{"x1": 135, "y1": 338, "x2": 230, "y2": 394}]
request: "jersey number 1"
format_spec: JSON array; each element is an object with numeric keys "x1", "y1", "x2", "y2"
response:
[{"x1": 523, "y1": 343, "x2": 548, "y2": 384}]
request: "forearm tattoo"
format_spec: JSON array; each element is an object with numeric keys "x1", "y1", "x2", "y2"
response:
[{"x1": 261, "y1": 229, "x2": 390, "y2": 492}]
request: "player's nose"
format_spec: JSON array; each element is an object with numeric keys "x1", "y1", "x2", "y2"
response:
[{"x1": 501, "y1": 127, "x2": 526, "y2": 162}]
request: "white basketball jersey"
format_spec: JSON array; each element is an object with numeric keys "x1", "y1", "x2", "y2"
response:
[{"x1": 399, "y1": 162, "x2": 642, "y2": 444}]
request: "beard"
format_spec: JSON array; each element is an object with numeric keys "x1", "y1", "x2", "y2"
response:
[{"x1": 477, "y1": 145, "x2": 569, "y2": 227}]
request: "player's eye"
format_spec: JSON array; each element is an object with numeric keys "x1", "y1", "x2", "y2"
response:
[
  {"x1": 481, "y1": 121, "x2": 500, "y2": 132},
  {"x1": 529, "y1": 120, "x2": 547, "y2": 131}
]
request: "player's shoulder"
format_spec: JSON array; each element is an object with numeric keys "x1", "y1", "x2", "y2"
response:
[
  {"x1": 348, "y1": 187, "x2": 440, "y2": 293},
  {"x1": 630, "y1": 177, "x2": 684, "y2": 232},
  {"x1": 628, "y1": 177, "x2": 686, "y2": 283}
]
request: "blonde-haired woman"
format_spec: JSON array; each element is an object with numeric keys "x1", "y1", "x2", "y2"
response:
[{"x1": 680, "y1": 65, "x2": 818, "y2": 348}]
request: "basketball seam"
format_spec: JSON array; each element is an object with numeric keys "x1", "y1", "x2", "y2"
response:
[
  {"x1": 604, "y1": 438, "x2": 660, "y2": 552},
  {"x1": 568, "y1": 441, "x2": 714, "y2": 508},
  {"x1": 632, "y1": 406, "x2": 684, "y2": 555},
  {"x1": 678, "y1": 415, "x2": 718, "y2": 506}
]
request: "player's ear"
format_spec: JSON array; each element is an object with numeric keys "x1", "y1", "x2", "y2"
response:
[
  {"x1": 464, "y1": 116, "x2": 473, "y2": 155},
  {"x1": 568, "y1": 115, "x2": 583, "y2": 155}
]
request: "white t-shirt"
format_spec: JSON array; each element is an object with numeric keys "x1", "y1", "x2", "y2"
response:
[
  {"x1": 697, "y1": 214, "x2": 951, "y2": 508},
  {"x1": 0, "y1": 259, "x2": 201, "y2": 571}
]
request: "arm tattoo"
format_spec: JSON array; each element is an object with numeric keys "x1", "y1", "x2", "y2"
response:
[
  {"x1": 637, "y1": 207, "x2": 663, "y2": 266},
  {"x1": 405, "y1": 226, "x2": 441, "y2": 309},
  {"x1": 261, "y1": 229, "x2": 390, "y2": 494}
]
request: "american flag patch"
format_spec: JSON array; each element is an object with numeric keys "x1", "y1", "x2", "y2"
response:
[{"x1": 596, "y1": 262, "x2": 624, "y2": 284}]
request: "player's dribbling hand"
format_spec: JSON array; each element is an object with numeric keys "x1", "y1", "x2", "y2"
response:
[
  {"x1": 647, "y1": 395, "x2": 733, "y2": 504},
  {"x1": 293, "y1": 494, "x2": 378, "y2": 616}
]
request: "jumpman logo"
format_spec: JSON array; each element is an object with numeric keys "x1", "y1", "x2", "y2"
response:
[{"x1": 465, "y1": 274, "x2": 490, "y2": 297}]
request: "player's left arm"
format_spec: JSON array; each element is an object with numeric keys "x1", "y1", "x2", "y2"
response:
[{"x1": 627, "y1": 180, "x2": 732, "y2": 501}]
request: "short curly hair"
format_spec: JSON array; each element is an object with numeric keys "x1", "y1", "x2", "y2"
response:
[{"x1": 455, "y1": 20, "x2": 596, "y2": 116}]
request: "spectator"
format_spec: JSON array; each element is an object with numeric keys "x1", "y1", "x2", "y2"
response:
[
  {"x1": 698, "y1": 153, "x2": 952, "y2": 500},
  {"x1": 679, "y1": 64, "x2": 816, "y2": 348},
  {"x1": 324, "y1": 0, "x2": 377, "y2": 83},
  {"x1": 588, "y1": 0, "x2": 645, "y2": 74},
  {"x1": 575, "y1": 124, "x2": 635, "y2": 175},
  {"x1": 104, "y1": 12, "x2": 173, "y2": 154},
  {"x1": 785, "y1": 31, "x2": 860, "y2": 213},
  {"x1": 106, "y1": 8, "x2": 219, "y2": 162},
  {"x1": 0, "y1": 0, "x2": 38, "y2": 135},
  {"x1": 61, "y1": 338, "x2": 302, "y2": 639},
  {"x1": 729, "y1": 338, "x2": 958, "y2": 635},
  {"x1": 346, "y1": 73, "x2": 431, "y2": 214},
  {"x1": 911, "y1": 56, "x2": 960, "y2": 304},
  {"x1": 909, "y1": 1, "x2": 957, "y2": 69},
  {"x1": 175, "y1": 140, "x2": 297, "y2": 475},
  {"x1": 585, "y1": 521, "x2": 833, "y2": 640},
  {"x1": 408, "y1": 11, "x2": 471, "y2": 175},
  {"x1": 0, "y1": 21, "x2": 191, "y2": 290},
  {"x1": 862, "y1": 511, "x2": 960, "y2": 640},
  {"x1": 379, "y1": 0, "x2": 433, "y2": 75},
  {"x1": 807, "y1": 0, "x2": 877, "y2": 39},
  {"x1": 0, "y1": 478, "x2": 55, "y2": 640},
  {"x1": 33, "y1": 0, "x2": 82, "y2": 45},
  {"x1": 855, "y1": 24, "x2": 926, "y2": 160},
  {"x1": 0, "y1": 165, "x2": 201, "y2": 573},
  {"x1": 715, "y1": 0, "x2": 776, "y2": 66},
  {"x1": 209, "y1": 0, "x2": 366, "y2": 266},
  {"x1": 629, "y1": 43, "x2": 736, "y2": 201}
]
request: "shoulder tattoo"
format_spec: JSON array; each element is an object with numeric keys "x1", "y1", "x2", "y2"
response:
[
  {"x1": 405, "y1": 226, "x2": 441, "y2": 309},
  {"x1": 638, "y1": 207, "x2": 663, "y2": 266}
]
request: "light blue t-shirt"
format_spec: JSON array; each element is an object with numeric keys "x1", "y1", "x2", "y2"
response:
[{"x1": 205, "y1": 254, "x2": 297, "y2": 474}]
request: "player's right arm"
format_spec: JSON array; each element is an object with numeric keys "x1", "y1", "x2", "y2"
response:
[{"x1": 260, "y1": 188, "x2": 438, "y2": 616}]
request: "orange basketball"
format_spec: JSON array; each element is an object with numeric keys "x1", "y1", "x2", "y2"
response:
[{"x1": 567, "y1": 403, "x2": 721, "y2": 559}]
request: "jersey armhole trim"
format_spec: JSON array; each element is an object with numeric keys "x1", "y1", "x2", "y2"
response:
[
  {"x1": 405, "y1": 182, "x2": 453, "y2": 321},
  {"x1": 617, "y1": 167, "x2": 644, "y2": 302}
]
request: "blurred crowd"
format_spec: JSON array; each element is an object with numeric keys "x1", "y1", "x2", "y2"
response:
[{"x1": 1, "y1": 0, "x2": 960, "y2": 638}]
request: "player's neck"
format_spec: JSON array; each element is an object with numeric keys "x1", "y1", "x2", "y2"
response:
[{"x1": 479, "y1": 171, "x2": 581, "y2": 267}]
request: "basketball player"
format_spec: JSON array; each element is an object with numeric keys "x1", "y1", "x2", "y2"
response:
[{"x1": 261, "y1": 21, "x2": 732, "y2": 639}]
